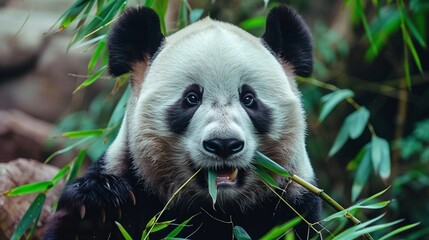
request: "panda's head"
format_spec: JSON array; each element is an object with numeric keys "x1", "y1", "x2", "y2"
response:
[{"x1": 105, "y1": 6, "x2": 315, "y2": 209}]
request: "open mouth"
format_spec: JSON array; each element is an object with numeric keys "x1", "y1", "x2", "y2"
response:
[{"x1": 216, "y1": 167, "x2": 238, "y2": 186}]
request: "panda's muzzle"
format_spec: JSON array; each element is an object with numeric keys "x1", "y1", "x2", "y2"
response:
[{"x1": 203, "y1": 138, "x2": 244, "y2": 158}]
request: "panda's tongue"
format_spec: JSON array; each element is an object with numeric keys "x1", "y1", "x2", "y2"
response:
[{"x1": 216, "y1": 168, "x2": 238, "y2": 185}]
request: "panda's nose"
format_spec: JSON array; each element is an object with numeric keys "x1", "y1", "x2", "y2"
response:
[{"x1": 203, "y1": 138, "x2": 244, "y2": 158}]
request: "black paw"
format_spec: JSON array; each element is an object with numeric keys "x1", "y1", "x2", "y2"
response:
[{"x1": 44, "y1": 173, "x2": 136, "y2": 240}]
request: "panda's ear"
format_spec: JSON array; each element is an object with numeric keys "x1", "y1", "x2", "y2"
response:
[
  {"x1": 262, "y1": 6, "x2": 312, "y2": 77},
  {"x1": 108, "y1": 7, "x2": 164, "y2": 78}
]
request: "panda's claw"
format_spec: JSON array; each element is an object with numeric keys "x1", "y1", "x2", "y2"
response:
[
  {"x1": 129, "y1": 190, "x2": 136, "y2": 206},
  {"x1": 80, "y1": 204, "x2": 86, "y2": 219}
]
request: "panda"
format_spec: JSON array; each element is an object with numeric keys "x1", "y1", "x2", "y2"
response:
[{"x1": 45, "y1": 5, "x2": 321, "y2": 240}]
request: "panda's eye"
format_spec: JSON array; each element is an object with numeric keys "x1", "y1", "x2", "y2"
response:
[
  {"x1": 185, "y1": 92, "x2": 200, "y2": 106},
  {"x1": 242, "y1": 93, "x2": 255, "y2": 107}
]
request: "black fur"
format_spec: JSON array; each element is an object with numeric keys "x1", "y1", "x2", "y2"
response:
[
  {"x1": 167, "y1": 84, "x2": 203, "y2": 134},
  {"x1": 262, "y1": 5, "x2": 313, "y2": 77},
  {"x1": 108, "y1": 7, "x2": 165, "y2": 77},
  {"x1": 44, "y1": 154, "x2": 321, "y2": 240},
  {"x1": 240, "y1": 84, "x2": 273, "y2": 134}
]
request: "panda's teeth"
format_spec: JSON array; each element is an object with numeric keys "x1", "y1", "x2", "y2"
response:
[{"x1": 229, "y1": 168, "x2": 238, "y2": 181}]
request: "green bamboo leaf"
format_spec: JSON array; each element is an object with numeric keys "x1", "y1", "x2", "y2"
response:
[
  {"x1": 107, "y1": 85, "x2": 130, "y2": 128},
  {"x1": 233, "y1": 226, "x2": 251, "y2": 240},
  {"x1": 239, "y1": 16, "x2": 266, "y2": 30},
  {"x1": 150, "y1": 221, "x2": 174, "y2": 233},
  {"x1": 67, "y1": 150, "x2": 87, "y2": 184},
  {"x1": 11, "y1": 193, "x2": 46, "y2": 240},
  {"x1": 328, "y1": 120, "x2": 350, "y2": 157},
  {"x1": 178, "y1": 0, "x2": 188, "y2": 29},
  {"x1": 254, "y1": 152, "x2": 291, "y2": 178},
  {"x1": 252, "y1": 167, "x2": 279, "y2": 188},
  {"x1": 63, "y1": 129, "x2": 105, "y2": 138},
  {"x1": 356, "y1": 0, "x2": 378, "y2": 56},
  {"x1": 190, "y1": 9, "x2": 204, "y2": 23},
  {"x1": 59, "y1": 0, "x2": 90, "y2": 30},
  {"x1": 355, "y1": 187, "x2": 390, "y2": 206},
  {"x1": 404, "y1": 14, "x2": 426, "y2": 47},
  {"x1": 166, "y1": 214, "x2": 197, "y2": 238},
  {"x1": 347, "y1": 107, "x2": 370, "y2": 139},
  {"x1": 259, "y1": 217, "x2": 301, "y2": 240},
  {"x1": 352, "y1": 144, "x2": 371, "y2": 202},
  {"x1": 74, "y1": 0, "x2": 96, "y2": 32},
  {"x1": 379, "y1": 222, "x2": 420, "y2": 240},
  {"x1": 73, "y1": 0, "x2": 125, "y2": 44},
  {"x1": 371, "y1": 136, "x2": 391, "y2": 180},
  {"x1": 334, "y1": 218, "x2": 402, "y2": 240},
  {"x1": 403, "y1": 27, "x2": 424, "y2": 73},
  {"x1": 88, "y1": 37, "x2": 107, "y2": 73},
  {"x1": 347, "y1": 145, "x2": 366, "y2": 170},
  {"x1": 52, "y1": 164, "x2": 70, "y2": 184},
  {"x1": 208, "y1": 170, "x2": 218, "y2": 205},
  {"x1": 355, "y1": 200, "x2": 390, "y2": 209},
  {"x1": 115, "y1": 221, "x2": 133, "y2": 240},
  {"x1": 73, "y1": 66, "x2": 107, "y2": 93},
  {"x1": 4, "y1": 181, "x2": 53, "y2": 196},
  {"x1": 319, "y1": 89, "x2": 354, "y2": 122},
  {"x1": 364, "y1": 7, "x2": 401, "y2": 61},
  {"x1": 45, "y1": 137, "x2": 93, "y2": 164}
]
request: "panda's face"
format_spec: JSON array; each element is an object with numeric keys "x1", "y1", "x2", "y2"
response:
[{"x1": 127, "y1": 19, "x2": 303, "y2": 207}]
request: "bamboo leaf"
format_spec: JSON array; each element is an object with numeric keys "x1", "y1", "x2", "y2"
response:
[
  {"x1": 254, "y1": 152, "x2": 291, "y2": 178},
  {"x1": 59, "y1": 0, "x2": 90, "y2": 30},
  {"x1": 233, "y1": 226, "x2": 251, "y2": 240},
  {"x1": 116, "y1": 221, "x2": 133, "y2": 240},
  {"x1": 371, "y1": 135, "x2": 391, "y2": 180},
  {"x1": 404, "y1": 14, "x2": 426, "y2": 47},
  {"x1": 10, "y1": 193, "x2": 46, "y2": 240},
  {"x1": 166, "y1": 214, "x2": 197, "y2": 238},
  {"x1": 319, "y1": 89, "x2": 354, "y2": 122},
  {"x1": 150, "y1": 220, "x2": 175, "y2": 233},
  {"x1": 208, "y1": 170, "x2": 218, "y2": 206},
  {"x1": 347, "y1": 107, "x2": 370, "y2": 139},
  {"x1": 328, "y1": 120, "x2": 350, "y2": 157},
  {"x1": 403, "y1": 27, "x2": 424, "y2": 73},
  {"x1": 67, "y1": 150, "x2": 87, "y2": 184},
  {"x1": 178, "y1": 0, "x2": 188, "y2": 29},
  {"x1": 352, "y1": 144, "x2": 371, "y2": 202},
  {"x1": 52, "y1": 164, "x2": 70, "y2": 184},
  {"x1": 252, "y1": 167, "x2": 279, "y2": 188},
  {"x1": 334, "y1": 218, "x2": 402, "y2": 240},
  {"x1": 239, "y1": 16, "x2": 266, "y2": 30},
  {"x1": 73, "y1": 66, "x2": 107, "y2": 93},
  {"x1": 4, "y1": 181, "x2": 53, "y2": 196},
  {"x1": 259, "y1": 217, "x2": 301, "y2": 240},
  {"x1": 63, "y1": 129, "x2": 105, "y2": 138},
  {"x1": 379, "y1": 222, "x2": 420, "y2": 240},
  {"x1": 88, "y1": 37, "x2": 107, "y2": 73},
  {"x1": 45, "y1": 137, "x2": 93, "y2": 164}
]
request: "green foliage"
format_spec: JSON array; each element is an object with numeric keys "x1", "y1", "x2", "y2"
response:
[{"x1": 7, "y1": 0, "x2": 427, "y2": 239}]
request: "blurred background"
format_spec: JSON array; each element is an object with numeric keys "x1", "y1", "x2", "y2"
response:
[{"x1": 0, "y1": 0, "x2": 428, "y2": 239}]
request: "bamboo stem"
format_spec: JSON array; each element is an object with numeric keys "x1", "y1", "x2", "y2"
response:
[{"x1": 291, "y1": 174, "x2": 374, "y2": 240}]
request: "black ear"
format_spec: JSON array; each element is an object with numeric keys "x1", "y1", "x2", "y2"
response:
[
  {"x1": 108, "y1": 7, "x2": 165, "y2": 77},
  {"x1": 262, "y1": 6, "x2": 312, "y2": 77}
]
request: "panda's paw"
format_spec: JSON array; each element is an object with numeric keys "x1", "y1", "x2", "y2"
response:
[{"x1": 44, "y1": 173, "x2": 136, "y2": 240}]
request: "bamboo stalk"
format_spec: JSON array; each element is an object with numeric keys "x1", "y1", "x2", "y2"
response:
[{"x1": 291, "y1": 174, "x2": 374, "y2": 240}]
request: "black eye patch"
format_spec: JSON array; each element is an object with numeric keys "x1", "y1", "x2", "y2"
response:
[
  {"x1": 239, "y1": 84, "x2": 272, "y2": 134},
  {"x1": 167, "y1": 84, "x2": 203, "y2": 134}
]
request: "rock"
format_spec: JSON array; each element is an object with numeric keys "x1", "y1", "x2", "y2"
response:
[
  {"x1": 0, "y1": 8, "x2": 58, "y2": 76},
  {"x1": 0, "y1": 159, "x2": 64, "y2": 239}
]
